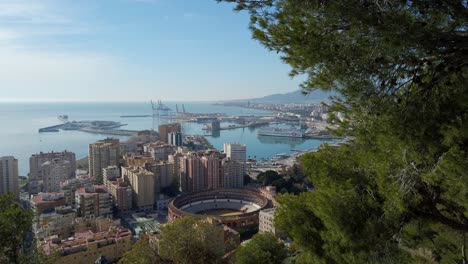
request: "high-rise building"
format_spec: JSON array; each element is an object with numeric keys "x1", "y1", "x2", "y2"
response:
[
  {"x1": 102, "y1": 165, "x2": 120, "y2": 187},
  {"x1": 178, "y1": 153, "x2": 205, "y2": 193},
  {"x1": 30, "y1": 151, "x2": 76, "y2": 181},
  {"x1": 222, "y1": 158, "x2": 244, "y2": 189},
  {"x1": 143, "y1": 141, "x2": 176, "y2": 161},
  {"x1": 158, "y1": 123, "x2": 181, "y2": 144},
  {"x1": 106, "y1": 178, "x2": 132, "y2": 213},
  {"x1": 202, "y1": 153, "x2": 223, "y2": 190},
  {"x1": 75, "y1": 185, "x2": 113, "y2": 219},
  {"x1": 42, "y1": 158, "x2": 73, "y2": 192},
  {"x1": 146, "y1": 161, "x2": 175, "y2": 195},
  {"x1": 223, "y1": 143, "x2": 247, "y2": 175},
  {"x1": 122, "y1": 166, "x2": 155, "y2": 210},
  {"x1": 168, "y1": 131, "x2": 183, "y2": 146},
  {"x1": 123, "y1": 154, "x2": 155, "y2": 167},
  {"x1": 88, "y1": 138, "x2": 120, "y2": 184},
  {"x1": 60, "y1": 177, "x2": 94, "y2": 205},
  {"x1": 0, "y1": 156, "x2": 19, "y2": 199}
]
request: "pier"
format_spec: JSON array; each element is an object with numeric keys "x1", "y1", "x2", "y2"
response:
[{"x1": 38, "y1": 117, "x2": 135, "y2": 136}]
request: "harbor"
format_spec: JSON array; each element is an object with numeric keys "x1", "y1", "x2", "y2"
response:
[{"x1": 9, "y1": 101, "x2": 334, "y2": 176}]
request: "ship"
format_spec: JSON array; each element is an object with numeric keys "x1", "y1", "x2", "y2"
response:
[{"x1": 257, "y1": 126, "x2": 304, "y2": 138}]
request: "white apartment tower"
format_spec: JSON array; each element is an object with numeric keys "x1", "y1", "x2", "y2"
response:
[
  {"x1": 223, "y1": 143, "x2": 247, "y2": 175},
  {"x1": 42, "y1": 158, "x2": 73, "y2": 192},
  {"x1": 29, "y1": 151, "x2": 76, "y2": 180},
  {"x1": 0, "y1": 156, "x2": 19, "y2": 199},
  {"x1": 103, "y1": 166, "x2": 120, "y2": 187}
]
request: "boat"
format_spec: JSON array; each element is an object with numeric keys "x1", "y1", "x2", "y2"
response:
[{"x1": 257, "y1": 126, "x2": 304, "y2": 138}]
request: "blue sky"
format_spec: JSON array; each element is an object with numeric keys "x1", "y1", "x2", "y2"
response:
[{"x1": 0, "y1": 0, "x2": 301, "y2": 102}]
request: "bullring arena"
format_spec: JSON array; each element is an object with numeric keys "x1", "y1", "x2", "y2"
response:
[{"x1": 168, "y1": 189, "x2": 270, "y2": 230}]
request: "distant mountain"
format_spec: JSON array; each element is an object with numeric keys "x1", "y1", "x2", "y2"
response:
[{"x1": 244, "y1": 90, "x2": 333, "y2": 104}]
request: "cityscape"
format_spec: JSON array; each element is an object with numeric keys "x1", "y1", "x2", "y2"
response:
[
  {"x1": 1, "y1": 100, "x2": 343, "y2": 263},
  {"x1": 0, "y1": 0, "x2": 466, "y2": 263}
]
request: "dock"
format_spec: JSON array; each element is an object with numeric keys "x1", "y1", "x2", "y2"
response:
[
  {"x1": 38, "y1": 116, "x2": 135, "y2": 136},
  {"x1": 78, "y1": 128, "x2": 138, "y2": 136},
  {"x1": 202, "y1": 121, "x2": 270, "y2": 131}
]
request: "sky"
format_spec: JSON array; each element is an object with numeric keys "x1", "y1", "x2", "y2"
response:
[{"x1": 0, "y1": 0, "x2": 301, "y2": 102}]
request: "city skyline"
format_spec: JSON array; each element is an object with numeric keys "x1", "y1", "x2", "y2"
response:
[{"x1": 0, "y1": 0, "x2": 301, "y2": 102}]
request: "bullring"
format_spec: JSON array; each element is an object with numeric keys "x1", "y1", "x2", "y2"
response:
[{"x1": 168, "y1": 189, "x2": 270, "y2": 230}]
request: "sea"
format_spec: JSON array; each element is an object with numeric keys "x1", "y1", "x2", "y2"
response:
[{"x1": 0, "y1": 102, "x2": 330, "y2": 176}]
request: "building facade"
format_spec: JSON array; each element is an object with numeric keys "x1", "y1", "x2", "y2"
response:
[
  {"x1": 146, "y1": 161, "x2": 175, "y2": 195},
  {"x1": 259, "y1": 208, "x2": 277, "y2": 235},
  {"x1": 60, "y1": 177, "x2": 94, "y2": 206},
  {"x1": 75, "y1": 185, "x2": 113, "y2": 219},
  {"x1": 41, "y1": 158, "x2": 73, "y2": 193},
  {"x1": 88, "y1": 138, "x2": 120, "y2": 184},
  {"x1": 168, "y1": 131, "x2": 183, "y2": 146},
  {"x1": 42, "y1": 227, "x2": 132, "y2": 264},
  {"x1": 222, "y1": 159, "x2": 243, "y2": 189},
  {"x1": 223, "y1": 143, "x2": 247, "y2": 175},
  {"x1": 102, "y1": 165, "x2": 120, "y2": 187},
  {"x1": 144, "y1": 142, "x2": 176, "y2": 162},
  {"x1": 106, "y1": 178, "x2": 132, "y2": 213},
  {"x1": 122, "y1": 166, "x2": 155, "y2": 210},
  {"x1": 178, "y1": 153, "x2": 205, "y2": 193},
  {"x1": 34, "y1": 205, "x2": 77, "y2": 240},
  {"x1": 30, "y1": 151, "x2": 76, "y2": 181},
  {"x1": 0, "y1": 156, "x2": 19, "y2": 199},
  {"x1": 31, "y1": 192, "x2": 67, "y2": 217},
  {"x1": 158, "y1": 123, "x2": 181, "y2": 144},
  {"x1": 202, "y1": 153, "x2": 223, "y2": 190}
]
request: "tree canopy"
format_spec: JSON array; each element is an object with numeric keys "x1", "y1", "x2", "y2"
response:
[
  {"x1": 119, "y1": 217, "x2": 226, "y2": 264},
  {"x1": 158, "y1": 217, "x2": 226, "y2": 264},
  {"x1": 220, "y1": 0, "x2": 468, "y2": 263},
  {"x1": 0, "y1": 194, "x2": 33, "y2": 263},
  {"x1": 235, "y1": 233, "x2": 288, "y2": 264},
  {"x1": 119, "y1": 235, "x2": 162, "y2": 264}
]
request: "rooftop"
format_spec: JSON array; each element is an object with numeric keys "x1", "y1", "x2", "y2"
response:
[{"x1": 32, "y1": 192, "x2": 65, "y2": 204}]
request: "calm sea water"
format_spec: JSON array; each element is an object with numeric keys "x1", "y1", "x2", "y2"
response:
[{"x1": 0, "y1": 102, "x2": 327, "y2": 176}]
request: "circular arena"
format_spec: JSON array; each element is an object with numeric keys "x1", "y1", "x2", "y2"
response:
[{"x1": 168, "y1": 189, "x2": 270, "y2": 230}]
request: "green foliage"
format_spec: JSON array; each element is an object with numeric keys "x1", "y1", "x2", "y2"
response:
[
  {"x1": 220, "y1": 0, "x2": 468, "y2": 263},
  {"x1": 256, "y1": 169, "x2": 306, "y2": 194},
  {"x1": 158, "y1": 217, "x2": 225, "y2": 264},
  {"x1": 256, "y1": 170, "x2": 282, "y2": 186},
  {"x1": 235, "y1": 233, "x2": 287, "y2": 264},
  {"x1": 0, "y1": 194, "x2": 33, "y2": 263},
  {"x1": 119, "y1": 235, "x2": 161, "y2": 264}
]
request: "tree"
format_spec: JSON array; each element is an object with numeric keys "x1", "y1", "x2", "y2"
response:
[
  {"x1": 256, "y1": 170, "x2": 282, "y2": 186},
  {"x1": 0, "y1": 194, "x2": 33, "y2": 263},
  {"x1": 235, "y1": 233, "x2": 287, "y2": 264},
  {"x1": 158, "y1": 217, "x2": 225, "y2": 264},
  {"x1": 119, "y1": 235, "x2": 162, "y2": 264},
  {"x1": 220, "y1": 0, "x2": 468, "y2": 263}
]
